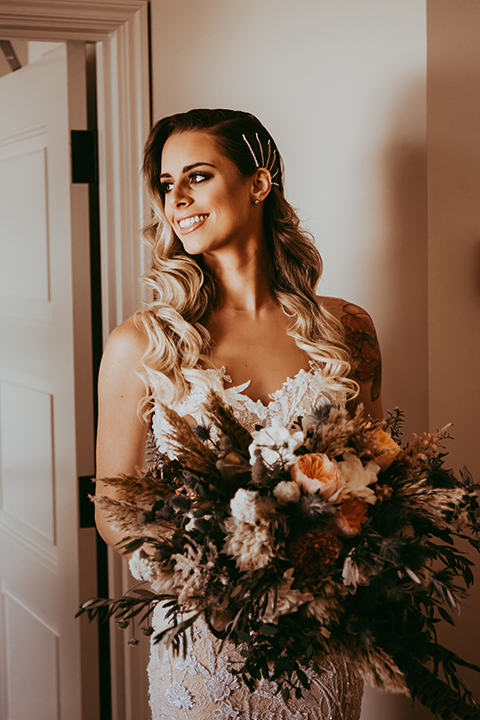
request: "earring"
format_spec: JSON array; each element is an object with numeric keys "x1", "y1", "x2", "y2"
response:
[{"x1": 253, "y1": 199, "x2": 260, "y2": 205}]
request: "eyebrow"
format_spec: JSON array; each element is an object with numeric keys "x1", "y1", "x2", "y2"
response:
[{"x1": 159, "y1": 162, "x2": 216, "y2": 180}]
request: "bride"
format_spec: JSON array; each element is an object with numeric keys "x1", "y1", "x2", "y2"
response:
[{"x1": 95, "y1": 108, "x2": 384, "y2": 719}]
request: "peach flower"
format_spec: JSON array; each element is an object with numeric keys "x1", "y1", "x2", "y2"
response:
[
  {"x1": 335, "y1": 497, "x2": 368, "y2": 536},
  {"x1": 291, "y1": 453, "x2": 340, "y2": 499},
  {"x1": 373, "y1": 429, "x2": 401, "y2": 470}
]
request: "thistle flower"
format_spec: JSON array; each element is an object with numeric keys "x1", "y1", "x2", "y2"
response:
[
  {"x1": 303, "y1": 404, "x2": 334, "y2": 428},
  {"x1": 192, "y1": 422, "x2": 212, "y2": 443},
  {"x1": 297, "y1": 494, "x2": 337, "y2": 522}
]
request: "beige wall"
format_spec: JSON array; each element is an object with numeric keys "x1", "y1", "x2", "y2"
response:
[
  {"x1": 152, "y1": 0, "x2": 428, "y2": 438},
  {"x1": 426, "y1": 0, "x2": 480, "y2": 698},
  {"x1": 150, "y1": 0, "x2": 478, "y2": 715}
]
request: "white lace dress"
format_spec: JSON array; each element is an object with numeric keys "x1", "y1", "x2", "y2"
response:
[{"x1": 146, "y1": 366, "x2": 364, "y2": 720}]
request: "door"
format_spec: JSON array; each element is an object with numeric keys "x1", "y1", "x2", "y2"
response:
[{"x1": 0, "y1": 44, "x2": 98, "y2": 719}]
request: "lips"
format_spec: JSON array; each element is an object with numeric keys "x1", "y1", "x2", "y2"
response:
[{"x1": 177, "y1": 214, "x2": 208, "y2": 230}]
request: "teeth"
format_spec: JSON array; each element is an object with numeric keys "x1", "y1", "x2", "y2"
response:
[{"x1": 179, "y1": 214, "x2": 207, "y2": 229}]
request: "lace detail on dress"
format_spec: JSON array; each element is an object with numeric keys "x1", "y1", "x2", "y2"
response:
[
  {"x1": 147, "y1": 366, "x2": 363, "y2": 719},
  {"x1": 152, "y1": 364, "x2": 344, "y2": 455},
  {"x1": 148, "y1": 608, "x2": 363, "y2": 720}
]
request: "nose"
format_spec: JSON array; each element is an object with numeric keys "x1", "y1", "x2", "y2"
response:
[{"x1": 168, "y1": 181, "x2": 191, "y2": 209}]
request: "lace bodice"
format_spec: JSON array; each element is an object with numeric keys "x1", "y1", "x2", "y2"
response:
[
  {"x1": 144, "y1": 366, "x2": 363, "y2": 719},
  {"x1": 152, "y1": 364, "x2": 345, "y2": 455}
]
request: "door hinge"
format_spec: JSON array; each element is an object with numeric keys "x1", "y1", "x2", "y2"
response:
[
  {"x1": 79, "y1": 476, "x2": 96, "y2": 528},
  {"x1": 71, "y1": 129, "x2": 98, "y2": 184}
]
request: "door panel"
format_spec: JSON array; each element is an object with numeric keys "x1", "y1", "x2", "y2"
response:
[{"x1": 0, "y1": 44, "x2": 98, "y2": 720}]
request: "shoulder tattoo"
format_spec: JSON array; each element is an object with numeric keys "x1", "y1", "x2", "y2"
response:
[{"x1": 341, "y1": 303, "x2": 382, "y2": 402}]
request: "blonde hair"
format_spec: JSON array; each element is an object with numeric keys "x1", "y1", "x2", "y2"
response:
[{"x1": 138, "y1": 109, "x2": 358, "y2": 415}]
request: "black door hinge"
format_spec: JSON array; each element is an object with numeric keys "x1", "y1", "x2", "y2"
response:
[
  {"x1": 71, "y1": 129, "x2": 98, "y2": 184},
  {"x1": 79, "y1": 476, "x2": 96, "y2": 528}
]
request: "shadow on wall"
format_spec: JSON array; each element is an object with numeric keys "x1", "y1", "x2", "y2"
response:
[
  {"x1": 362, "y1": 69, "x2": 480, "y2": 717},
  {"x1": 374, "y1": 79, "x2": 428, "y2": 442},
  {"x1": 424, "y1": 60, "x2": 480, "y2": 703},
  {"x1": 360, "y1": 80, "x2": 433, "y2": 720}
]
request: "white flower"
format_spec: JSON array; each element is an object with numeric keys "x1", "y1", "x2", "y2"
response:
[
  {"x1": 128, "y1": 548, "x2": 158, "y2": 582},
  {"x1": 230, "y1": 488, "x2": 276, "y2": 524},
  {"x1": 249, "y1": 419, "x2": 304, "y2": 468},
  {"x1": 336, "y1": 451, "x2": 380, "y2": 504},
  {"x1": 342, "y1": 552, "x2": 371, "y2": 588},
  {"x1": 273, "y1": 480, "x2": 301, "y2": 505},
  {"x1": 230, "y1": 488, "x2": 257, "y2": 524},
  {"x1": 128, "y1": 549, "x2": 179, "y2": 595},
  {"x1": 223, "y1": 516, "x2": 274, "y2": 571},
  {"x1": 262, "y1": 568, "x2": 313, "y2": 624},
  {"x1": 164, "y1": 682, "x2": 193, "y2": 709}
]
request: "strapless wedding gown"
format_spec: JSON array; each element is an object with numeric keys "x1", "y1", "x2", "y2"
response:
[{"x1": 147, "y1": 366, "x2": 364, "y2": 720}]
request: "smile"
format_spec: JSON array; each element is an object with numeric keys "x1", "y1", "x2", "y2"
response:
[{"x1": 178, "y1": 214, "x2": 208, "y2": 230}]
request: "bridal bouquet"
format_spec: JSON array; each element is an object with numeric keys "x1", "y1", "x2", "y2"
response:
[{"x1": 79, "y1": 395, "x2": 480, "y2": 719}]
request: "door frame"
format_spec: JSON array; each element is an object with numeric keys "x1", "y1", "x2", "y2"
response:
[{"x1": 0, "y1": 2, "x2": 152, "y2": 718}]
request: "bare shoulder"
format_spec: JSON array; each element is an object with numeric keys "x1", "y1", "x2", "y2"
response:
[
  {"x1": 98, "y1": 313, "x2": 150, "y2": 401},
  {"x1": 318, "y1": 296, "x2": 374, "y2": 328},
  {"x1": 318, "y1": 296, "x2": 383, "y2": 417},
  {"x1": 101, "y1": 313, "x2": 149, "y2": 369},
  {"x1": 317, "y1": 295, "x2": 346, "y2": 320}
]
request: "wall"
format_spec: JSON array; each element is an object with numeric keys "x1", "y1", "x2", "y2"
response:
[
  {"x1": 151, "y1": 0, "x2": 428, "y2": 438},
  {"x1": 427, "y1": 0, "x2": 480, "y2": 698},
  {"x1": 150, "y1": 0, "x2": 478, "y2": 716}
]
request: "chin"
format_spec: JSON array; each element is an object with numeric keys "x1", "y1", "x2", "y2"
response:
[{"x1": 180, "y1": 240, "x2": 210, "y2": 256}]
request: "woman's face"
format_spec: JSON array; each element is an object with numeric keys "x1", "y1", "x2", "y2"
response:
[{"x1": 160, "y1": 131, "x2": 255, "y2": 256}]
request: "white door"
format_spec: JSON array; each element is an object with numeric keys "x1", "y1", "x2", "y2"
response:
[{"x1": 0, "y1": 44, "x2": 98, "y2": 719}]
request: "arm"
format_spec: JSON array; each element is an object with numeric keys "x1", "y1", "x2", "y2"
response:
[
  {"x1": 340, "y1": 302, "x2": 384, "y2": 420},
  {"x1": 95, "y1": 314, "x2": 151, "y2": 550}
]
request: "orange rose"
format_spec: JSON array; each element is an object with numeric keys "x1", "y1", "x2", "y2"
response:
[
  {"x1": 291, "y1": 453, "x2": 340, "y2": 499},
  {"x1": 373, "y1": 429, "x2": 401, "y2": 470},
  {"x1": 335, "y1": 497, "x2": 368, "y2": 536}
]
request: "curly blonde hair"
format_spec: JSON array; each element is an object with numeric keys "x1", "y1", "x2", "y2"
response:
[{"x1": 138, "y1": 109, "x2": 357, "y2": 414}]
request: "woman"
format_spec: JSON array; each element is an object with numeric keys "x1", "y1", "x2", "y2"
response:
[{"x1": 95, "y1": 109, "x2": 384, "y2": 719}]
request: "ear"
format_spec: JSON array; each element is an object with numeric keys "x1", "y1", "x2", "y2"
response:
[{"x1": 251, "y1": 168, "x2": 272, "y2": 204}]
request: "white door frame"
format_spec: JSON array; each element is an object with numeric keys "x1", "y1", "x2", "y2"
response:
[{"x1": 0, "y1": 3, "x2": 152, "y2": 718}]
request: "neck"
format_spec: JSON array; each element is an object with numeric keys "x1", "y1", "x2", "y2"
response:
[{"x1": 203, "y1": 236, "x2": 274, "y2": 313}]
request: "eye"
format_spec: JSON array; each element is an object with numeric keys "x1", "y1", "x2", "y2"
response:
[
  {"x1": 161, "y1": 180, "x2": 174, "y2": 194},
  {"x1": 188, "y1": 171, "x2": 211, "y2": 185}
]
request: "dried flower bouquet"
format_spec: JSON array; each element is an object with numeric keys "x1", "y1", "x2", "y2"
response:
[{"x1": 78, "y1": 395, "x2": 480, "y2": 720}]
